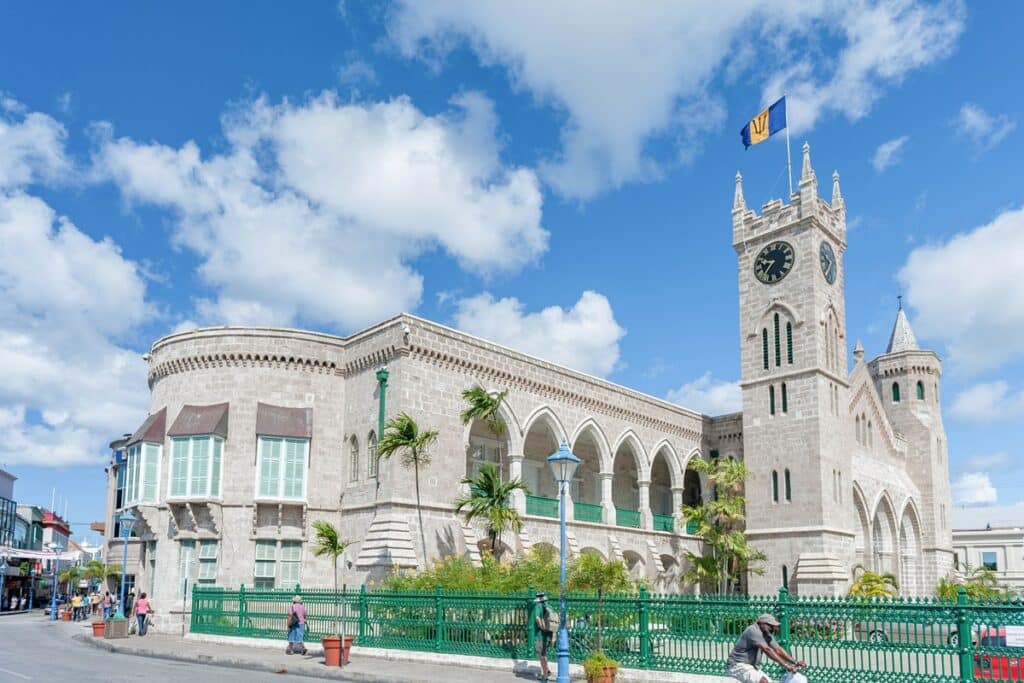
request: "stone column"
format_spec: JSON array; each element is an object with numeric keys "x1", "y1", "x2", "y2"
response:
[
  {"x1": 599, "y1": 473, "x2": 615, "y2": 525},
  {"x1": 638, "y1": 479, "x2": 653, "y2": 530},
  {"x1": 508, "y1": 453, "x2": 526, "y2": 515},
  {"x1": 671, "y1": 486, "x2": 685, "y2": 534}
]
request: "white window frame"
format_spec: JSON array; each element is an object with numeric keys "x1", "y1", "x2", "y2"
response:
[
  {"x1": 349, "y1": 436, "x2": 360, "y2": 483},
  {"x1": 254, "y1": 436, "x2": 309, "y2": 502},
  {"x1": 254, "y1": 540, "x2": 277, "y2": 589},
  {"x1": 168, "y1": 436, "x2": 224, "y2": 500},
  {"x1": 125, "y1": 442, "x2": 162, "y2": 505},
  {"x1": 252, "y1": 540, "x2": 303, "y2": 589},
  {"x1": 178, "y1": 540, "x2": 195, "y2": 601},
  {"x1": 367, "y1": 432, "x2": 378, "y2": 478}
]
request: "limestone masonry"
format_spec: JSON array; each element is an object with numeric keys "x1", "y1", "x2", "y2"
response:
[{"x1": 104, "y1": 143, "x2": 953, "y2": 630}]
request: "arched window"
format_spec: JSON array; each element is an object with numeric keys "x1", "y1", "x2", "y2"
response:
[
  {"x1": 786, "y1": 322, "x2": 793, "y2": 365},
  {"x1": 855, "y1": 415, "x2": 862, "y2": 445},
  {"x1": 349, "y1": 436, "x2": 360, "y2": 483},
  {"x1": 892, "y1": 382, "x2": 901, "y2": 403},
  {"x1": 367, "y1": 431, "x2": 378, "y2": 478},
  {"x1": 762, "y1": 328, "x2": 769, "y2": 370},
  {"x1": 782, "y1": 564, "x2": 789, "y2": 589},
  {"x1": 916, "y1": 381, "x2": 924, "y2": 400},
  {"x1": 773, "y1": 313, "x2": 781, "y2": 367},
  {"x1": 769, "y1": 385, "x2": 776, "y2": 415},
  {"x1": 781, "y1": 383, "x2": 788, "y2": 413},
  {"x1": 772, "y1": 470, "x2": 779, "y2": 503},
  {"x1": 784, "y1": 469, "x2": 792, "y2": 502}
]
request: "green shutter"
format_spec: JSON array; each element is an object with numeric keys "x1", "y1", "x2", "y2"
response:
[
  {"x1": 786, "y1": 322, "x2": 793, "y2": 364},
  {"x1": 781, "y1": 383, "x2": 788, "y2": 413},
  {"x1": 191, "y1": 437, "x2": 210, "y2": 497},
  {"x1": 784, "y1": 469, "x2": 792, "y2": 501},
  {"x1": 769, "y1": 385, "x2": 776, "y2": 415},
  {"x1": 171, "y1": 439, "x2": 188, "y2": 497},
  {"x1": 916, "y1": 381, "x2": 924, "y2": 400},
  {"x1": 774, "y1": 313, "x2": 781, "y2": 367},
  {"x1": 772, "y1": 470, "x2": 779, "y2": 502},
  {"x1": 762, "y1": 328, "x2": 769, "y2": 370},
  {"x1": 210, "y1": 438, "x2": 222, "y2": 497},
  {"x1": 892, "y1": 382, "x2": 901, "y2": 402},
  {"x1": 279, "y1": 541, "x2": 302, "y2": 588},
  {"x1": 143, "y1": 444, "x2": 159, "y2": 501},
  {"x1": 283, "y1": 439, "x2": 306, "y2": 499},
  {"x1": 259, "y1": 438, "x2": 281, "y2": 498}
]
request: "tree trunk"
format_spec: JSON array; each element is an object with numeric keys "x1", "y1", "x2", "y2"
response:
[
  {"x1": 334, "y1": 559, "x2": 340, "y2": 635},
  {"x1": 414, "y1": 458, "x2": 427, "y2": 568}
]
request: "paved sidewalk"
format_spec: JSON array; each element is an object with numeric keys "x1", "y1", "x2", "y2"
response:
[{"x1": 65, "y1": 621, "x2": 538, "y2": 682}]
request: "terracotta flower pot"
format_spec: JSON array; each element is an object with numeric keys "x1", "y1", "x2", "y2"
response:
[
  {"x1": 91, "y1": 621, "x2": 105, "y2": 637},
  {"x1": 322, "y1": 636, "x2": 342, "y2": 666},
  {"x1": 61, "y1": 611, "x2": 72, "y2": 621},
  {"x1": 342, "y1": 635, "x2": 354, "y2": 665},
  {"x1": 587, "y1": 666, "x2": 617, "y2": 683}
]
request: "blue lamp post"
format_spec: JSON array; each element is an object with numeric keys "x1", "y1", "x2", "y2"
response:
[
  {"x1": 116, "y1": 512, "x2": 136, "y2": 619},
  {"x1": 46, "y1": 542, "x2": 60, "y2": 621},
  {"x1": 547, "y1": 441, "x2": 580, "y2": 683}
]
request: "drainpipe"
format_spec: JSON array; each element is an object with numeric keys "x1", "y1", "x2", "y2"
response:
[{"x1": 375, "y1": 367, "x2": 389, "y2": 497}]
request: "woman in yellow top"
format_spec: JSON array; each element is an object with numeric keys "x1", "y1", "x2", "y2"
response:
[{"x1": 71, "y1": 594, "x2": 83, "y2": 621}]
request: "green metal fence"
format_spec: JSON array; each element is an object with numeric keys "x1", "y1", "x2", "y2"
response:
[
  {"x1": 192, "y1": 585, "x2": 1024, "y2": 682},
  {"x1": 653, "y1": 514, "x2": 675, "y2": 532},
  {"x1": 615, "y1": 508, "x2": 641, "y2": 528},
  {"x1": 574, "y1": 501, "x2": 603, "y2": 523},
  {"x1": 526, "y1": 494, "x2": 558, "y2": 518}
]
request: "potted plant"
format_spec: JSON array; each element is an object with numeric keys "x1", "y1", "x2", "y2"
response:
[
  {"x1": 91, "y1": 619, "x2": 106, "y2": 637},
  {"x1": 312, "y1": 520, "x2": 352, "y2": 666},
  {"x1": 583, "y1": 651, "x2": 619, "y2": 683}
]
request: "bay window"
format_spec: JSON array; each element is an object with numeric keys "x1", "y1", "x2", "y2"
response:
[
  {"x1": 169, "y1": 436, "x2": 223, "y2": 499},
  {"x1": 125, "y1": 442, "x2": 162, "y2": 505},
  {"x1": 256, "y1": 436, "x2": 308, "y2": 501}
]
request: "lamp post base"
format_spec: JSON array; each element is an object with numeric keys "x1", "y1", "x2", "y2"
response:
[{"x1": 555, "y1": 626, "x2": 570, "y2": 683}]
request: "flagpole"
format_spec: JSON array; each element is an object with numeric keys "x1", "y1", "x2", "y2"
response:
[{"x1": 784, "y1": 93, "x2": 793, "y2": 197}]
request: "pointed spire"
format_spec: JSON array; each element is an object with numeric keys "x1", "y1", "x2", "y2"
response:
[
  {"x1": 800, "y1": 141, "x2": 816, "y2": 186},
  {"x1": 733, "y1": 171, "x2": 746, "y2": 211},
  {"x1": 886, "y1": 301, "x2": 919, "y2": 353},
  {"x1": 832, "y1": 170, "x2": 843, "y2": 207},
  {"x1": 853, "y1": 339, "x2": 865, "y2": 364}
]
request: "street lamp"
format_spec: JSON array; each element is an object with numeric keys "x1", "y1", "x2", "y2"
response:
[
  {"x1": 116, "y1": 512, "x2": 136, "y2": 619},
  {"x1": 547, "y1": 441, "x2": 580, "y2": 683},
  {"x1": 45, "y1": 541, "x2": 61, "y2": 621}
]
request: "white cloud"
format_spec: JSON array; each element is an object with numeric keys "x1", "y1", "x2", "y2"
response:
[
  {"x1": 94, "y1": 91, "x2": 547, "y2": 330},
  {"x1": 666, "y1": 372, "x2": 741, "y2": 416},
  {"x1": 899, "y1": 206, "x2": 1024, "y2": 372},
  {"x1": 872, "y1": 135, "x2": 909, "y2": 171},
  {"x1": 962, "y1": 451, "x2": 1012, "y2": 472},
  {"x1": 951, "y1": 472, "x2": 998, "y2": 507},
  {"x1": 452, "y1": 291, "x2": 625, "y2": 377},
  {"x1": 338, "y1": 57, "x2": 377, "y2": 87},
  {"x1": 955, "y1": 103, "x2": 1015, "y2": 151},
  {"x1": 389, "y1": 1, "x2": 963, "y2": 198},
  {"x1": 951, "y1": 381, "x2": 1024, "y2": 423},
  {"x1": 954, "y1": 500, "x2": 1024, "y2": 530},
  {"x1": 0, "y1": 100, "x2": 70, "y2": 189}
]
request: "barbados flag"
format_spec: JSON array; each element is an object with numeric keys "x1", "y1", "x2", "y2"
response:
[{"x1": 741, "y1": 96, "x2": 786, "y2": 149}]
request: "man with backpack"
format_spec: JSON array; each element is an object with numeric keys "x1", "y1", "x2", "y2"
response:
[{"x1": 532, "y1": 592, "x2": 558, "y2": 682}]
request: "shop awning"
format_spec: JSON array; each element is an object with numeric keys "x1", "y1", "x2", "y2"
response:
[
  {"x1": 255, "y1": 403, "x2": 312, "y2": 439},
  {"x1": 167, "y1": 403, "x2": 229, "y2": 439},
  {"x1": 126, "y1": 407, "x2": 167, "y2": 446}
]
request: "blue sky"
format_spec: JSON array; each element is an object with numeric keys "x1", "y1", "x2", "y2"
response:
[{"x1": 1, "y1": 1, "x2": 1022, "y2": 541}]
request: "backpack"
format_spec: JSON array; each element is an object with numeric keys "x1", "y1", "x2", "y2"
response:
[{"x1": 541, "y1": 605, "x2": 560, "y2": 633}]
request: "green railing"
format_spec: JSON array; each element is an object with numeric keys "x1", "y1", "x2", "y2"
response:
[
  {"x1": 685, "y1": 519, "x2": 699, "y2": 535},
  {"x1": 526, "y1": 494, "x2": 558, "y2": 518},
  {"x1": 574, "y1": 501, "x2": 603, "y2": 523},
  {"x1": 192, "y1": 585, "x2": 1023, "y2": 682},
  {"x1": 652, "y1": 514, "x2": 674, "y2": 533},
  {"x1": 615, "y1": 507, "x2": 641, "y2": 528}
]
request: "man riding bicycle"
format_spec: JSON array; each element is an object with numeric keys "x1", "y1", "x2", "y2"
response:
[{"x1": 727, "y1": 613, "x2": 807, "y2": 683}]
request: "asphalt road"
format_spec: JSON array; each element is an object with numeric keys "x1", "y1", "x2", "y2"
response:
[{"x1": 0, "y1": 612, "x2": 323, "y2": 682}]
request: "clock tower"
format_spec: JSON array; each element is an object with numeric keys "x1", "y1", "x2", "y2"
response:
[{"x1": 733, "y1": 143, "x2": 854, "y2": 596}]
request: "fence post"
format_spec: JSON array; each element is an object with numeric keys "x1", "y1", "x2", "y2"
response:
[
  {"x1": 777, "y1": 585, "x2": 791, "y2": 652},
  {"x1": 359, "y1": 584, "x2": 367, "y2": 642},
  {"x1": 238, "y1": 585, "x2": 247, "y2": 636},
  {"x1": 527, "y1": 585, "x2": 536, "y2": 657},
  {"x1": 639, "y1": 585, "x2": 650, "y2": 669},
  {"x1": 435, "y1": 585, "x2": 444, "y2": 652},
  {"x1": 956, "y1": 587, "x2": 973, "y2": 683}
]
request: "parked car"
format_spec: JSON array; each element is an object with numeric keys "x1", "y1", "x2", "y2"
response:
[{"x1": 974, "y1": 627, "x2": 1024, "y2": 680}]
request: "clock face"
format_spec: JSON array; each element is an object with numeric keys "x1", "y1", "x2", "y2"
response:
[
  {"x1": 754, "y1": 241, "x2": 795, "y2": 284},
  {"x1": 820, "y1": 240, "x2": 837, "y2": 284}
]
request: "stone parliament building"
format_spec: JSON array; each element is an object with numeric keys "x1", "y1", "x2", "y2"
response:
[{"x1": 103, "y1": 144, "x2": 953, "y2": 628}]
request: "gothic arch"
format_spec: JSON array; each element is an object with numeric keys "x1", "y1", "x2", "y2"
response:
[
  {"x1": 521, "y1": 405, "x2": 569, "y2": 446},
  {"x1": 750, "y1": 301, "x2": 804, "y2": 336},
  {"x1": 871, "y1": 491, "x2": 898, "y2": 575},
  {"x1": 852, "y1": 483, "x2": 871, "y2": 568},
  {"x1": 580, "y1": 546, "x2": 606, "y2": 560},
  {"x1": 649, "y1": 440, "x2": 682, "y2": 489},
  {"x1": 611, "y1": 429, "x2": 648, "y2": 474},
  {"x1": 570, "y1": 418, "x2": 613, "y2": 473},
  {"x1": 899, "y1": 498, "x2": 924, "y2": 595}
]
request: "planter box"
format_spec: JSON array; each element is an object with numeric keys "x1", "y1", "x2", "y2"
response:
[{"x1": 104, "y1": 618, "x2": 129, "y2": 639}]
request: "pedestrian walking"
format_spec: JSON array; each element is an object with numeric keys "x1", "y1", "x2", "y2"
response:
[
  {"x1": 285, "y1": 595, "x2": 307, "y2": 655},
  {"x1": 531, "y1": 592, "x2": 557, "y2": 682},
  {"x1": 91, "y1": 591, "x2": 100, "y2": 616},
  {"x1": 133, "y1": 592, "x2": 151, "y2": 636},
  {"x1": 726, "y1": 613, "x2": 807, "y2": 683},
  {"x1": 102, "y1": 591, "x2": 113, "y2": 620},
  {"x1": 71, "y1": 593, "x2": 83, "y2": 621}
]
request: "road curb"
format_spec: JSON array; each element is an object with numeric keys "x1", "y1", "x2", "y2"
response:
[{"x1": 71, "y1": 633, "x2": 414, "y2": 682}]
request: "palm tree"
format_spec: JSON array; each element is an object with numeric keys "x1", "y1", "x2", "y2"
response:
[
  {"x1": 58, "y1": 565, "x2": 82, "y2": 596},
  {"x1": 848, "y1": 563, "x2": 899, "y2": 598},
  {"x1": 312, "y1": 520, "x2": 352, "y2": 636},
  {"x1": 377, "y1": 412, "x2": 439, "y2": 567},
  {"x1": 460, "y1": 385, "x2": 508, "y2": 452},
  {"x1": 454, "y1": 462, "x2": 529, "y2": 559}
]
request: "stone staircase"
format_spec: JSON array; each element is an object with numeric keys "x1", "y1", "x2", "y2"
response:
[
  {"x1": 354, "y1": 513, "x2": 419, "y2": 569},
  {"x1": 460, "y1": 521, "x2": 482, "y2": 567}
]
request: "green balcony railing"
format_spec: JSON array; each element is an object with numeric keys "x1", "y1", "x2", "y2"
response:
[
  {"x1": 652, "y1": 514, "x2": 674, "y2": 533},
  {"x1": 573, "y1": 501, "x2": 603, "y2": 523},
  {"x1": 685, "y1": 519, "x2": 699, "y2": 535},
  {"x1": 526, "y1": 494, "x2": 558, "y2": 518},
  {"x1": 193, "y1": 584, "x2": 1008, "y2": 682},
  {"x1": 615, "y1": 507, "x2": 641, "y2": 528}
]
